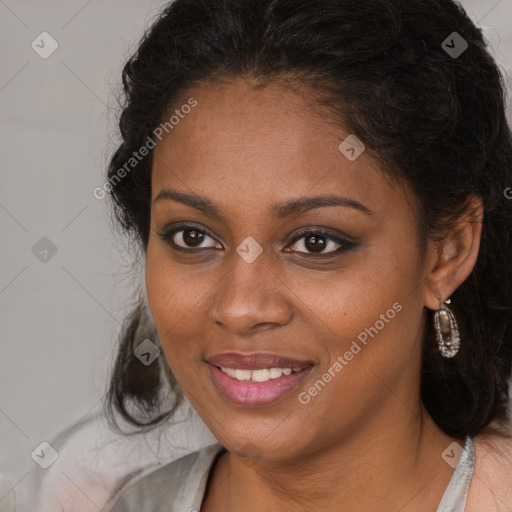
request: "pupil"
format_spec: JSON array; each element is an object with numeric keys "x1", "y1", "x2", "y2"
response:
[
  {"x1": 184, "y1": 229, "x2": 204, "y2": 246},
  {"x1": 305, "y1": 235, "x2": 325, "y2": 252}
]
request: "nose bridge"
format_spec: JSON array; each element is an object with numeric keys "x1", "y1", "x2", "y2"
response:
[{"x1": 208, "y1": 247, "x2": 292, "y2": 333}]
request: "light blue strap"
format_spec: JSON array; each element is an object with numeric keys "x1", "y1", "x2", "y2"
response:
[{"x1": 436, "y1": 436, "x2": 475, "y2": 512}]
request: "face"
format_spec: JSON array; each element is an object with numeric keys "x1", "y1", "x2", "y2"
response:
[{"x1": 146, "y1": 76, "x2": 430, "y2": 461}]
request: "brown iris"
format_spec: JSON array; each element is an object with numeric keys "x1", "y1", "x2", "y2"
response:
[
  {"x1": 183, "y1": 229, "x2": 205, "y2": 247},
  {"x1": 304, "y1": 234, "x2": 326, "y2": 253}
]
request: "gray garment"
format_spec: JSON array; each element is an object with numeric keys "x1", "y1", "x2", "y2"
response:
[
  {"x1": 109, "y1": 436, "x2": 475, "y2": 512},
  {"x1": 108, "y1": 442, "x2": 226, "y2": 512}
]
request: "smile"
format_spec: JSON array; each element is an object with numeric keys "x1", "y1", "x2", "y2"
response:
[
  {"x1": 207, "y1": 362, "x2": 313, "y2": 406},
  {"x1": 219, "y1": 366, "x2": 307, "y2": 382}
]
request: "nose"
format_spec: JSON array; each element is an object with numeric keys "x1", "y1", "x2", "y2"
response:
[{"x1": 208, "y1": 249, "x2": 293, "y2": 335}]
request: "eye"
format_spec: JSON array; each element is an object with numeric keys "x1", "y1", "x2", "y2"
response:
[
  {"x1": 157, "y1": 223, "x2": 222, "y2": 251},
  {"x1": 284, "y1": 229, "x2": 355, "y2": 256},
  {"x1": 157, "y1": 223, "x2": 356, "y2": 256}
]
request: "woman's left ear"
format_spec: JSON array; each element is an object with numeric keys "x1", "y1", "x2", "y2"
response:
[{"x1": 424, "y1": 195, "x2": 484, "y2": 310}]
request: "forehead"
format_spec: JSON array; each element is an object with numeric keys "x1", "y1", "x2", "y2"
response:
[{"x1": 151, "y1": 76, "x2": 410, "y2": 220}]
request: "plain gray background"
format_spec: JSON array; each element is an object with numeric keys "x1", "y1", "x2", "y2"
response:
[
  {"x1": 1, "y1": 0, "x2": 511, "y2": 505},
  {"x1": 0, "y1": 0, "x2": 172, "y2": 494}
]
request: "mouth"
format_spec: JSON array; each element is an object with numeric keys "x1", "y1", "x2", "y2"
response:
[{"x1": 206, "y1": 352, "x2": 314, "y2": 407}]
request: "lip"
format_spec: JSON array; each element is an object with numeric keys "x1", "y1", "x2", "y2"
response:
[
  {"x1": 206, "y1": 352, "x2": 313, "y2": 370},
  {"x1": 206, "y1": 352, "x2": 314, "y2": 407}
]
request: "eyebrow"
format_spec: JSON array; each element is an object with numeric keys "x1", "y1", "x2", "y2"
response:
[{"x1": 153, "y1": 189, "x2": 373, "y2": 220}]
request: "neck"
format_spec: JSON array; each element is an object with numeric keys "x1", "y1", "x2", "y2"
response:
[{"x1": 206, "y1": 401, "x2": 461, "y2": 511}]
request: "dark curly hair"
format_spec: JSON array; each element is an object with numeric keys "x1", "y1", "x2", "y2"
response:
[{"x1": 104, "y1": 0, "x2": 512, "y2": 439}]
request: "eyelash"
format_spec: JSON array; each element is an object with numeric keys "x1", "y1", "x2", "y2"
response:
[{"x1": 157, "y1": 222, "x2": 356, "y2": 257}]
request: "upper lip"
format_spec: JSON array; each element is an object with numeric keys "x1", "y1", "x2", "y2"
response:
[{"x1": 207, "y1": 352, "x2": 314, "y2": 370}]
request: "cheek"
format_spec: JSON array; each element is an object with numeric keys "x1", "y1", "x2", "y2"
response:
[
  {"x1": 144, "y1": 242, "x2": 217, "y2": 373},
  {"x1": 293, "y1": 240, "x2": 420, "y2": 339},
  {"x1": 292, "y1": 237, "x2": 424, "y2": 390},
  {"x1": 145, "y1": 233, "x2": 209, "y2": 314}
]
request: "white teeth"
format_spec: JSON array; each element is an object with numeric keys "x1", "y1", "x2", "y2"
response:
[
  {"x1": 221, "y1": 367, "x2": 237, "y2": 378},
  {"x1": 269, "y1": 368, "x2": 283, "y2": 379},
  {"x1": 251, "y1": 369, "x2": 269, "y2": 382},
  {"x1": 220, "y1": 366, "x2": 303, "y2": 382},
  {"x1": 234, "y1": 369, "x2": 252, "y2": 381}
]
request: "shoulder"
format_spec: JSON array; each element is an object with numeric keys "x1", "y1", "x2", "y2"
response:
[
  {"x1": 466, "y1": 420, "x2": 512, "y2": 512},
  {"x1": 107, "y1": 442, "x2": 224, "y2": 512}
]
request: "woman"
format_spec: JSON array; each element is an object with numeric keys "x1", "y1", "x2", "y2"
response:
[{"x1": 104, "y1": 0, "x2": 512, "y2": 510}]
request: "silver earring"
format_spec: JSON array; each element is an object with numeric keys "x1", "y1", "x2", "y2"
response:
[{"x1": 434, "y1": 298, "x2": 460, "y2": 358}]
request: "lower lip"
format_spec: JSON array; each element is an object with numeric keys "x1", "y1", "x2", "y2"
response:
[{"x1": 207, "y1": 364, "x2": 313, "y2": 407}]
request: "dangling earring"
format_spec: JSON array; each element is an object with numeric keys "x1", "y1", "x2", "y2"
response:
[{"x1": 433, "y1": 298, "x2": 460, "y2": 358}]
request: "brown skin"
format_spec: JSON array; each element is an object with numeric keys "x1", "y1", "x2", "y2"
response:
[{"x1": 145, "y1": 76, "x2": 483, "y2": 511}]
